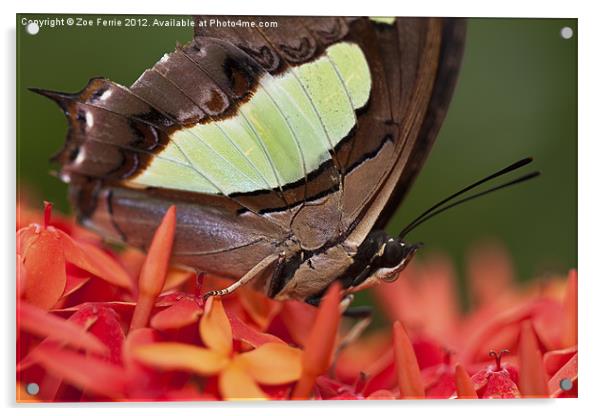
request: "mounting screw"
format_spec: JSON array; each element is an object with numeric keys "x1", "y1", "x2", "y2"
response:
[
  {"x1": 559, "y1": 378, "x2": 573, "y2": 391},
  {"x1": 25, "y1": 382, "x2": 40, "y2": 396}
]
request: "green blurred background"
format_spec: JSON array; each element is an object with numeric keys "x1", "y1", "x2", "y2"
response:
[{"x1": 16, "y1": 16, "x2": 577, "y2": 302}]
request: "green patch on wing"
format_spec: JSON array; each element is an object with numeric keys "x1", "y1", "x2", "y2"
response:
[{"x1": 130, "y1": 42, "x2": 372, "y2": 195}]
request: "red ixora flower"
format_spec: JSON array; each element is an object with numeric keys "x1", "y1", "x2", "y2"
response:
[
  {"x1": 17, "y1": 202, "x2": 132, "y2": 310},
  {"x1": 471, "y1": 350, "x2": 520, "y2": 398},
  {"x1": 16, "y1": 201, "x2": 577, "y2": 402}
]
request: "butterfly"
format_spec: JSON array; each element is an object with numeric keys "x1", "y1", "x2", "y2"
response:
[{"x1": 34, "y1": 16, "x2": 469, "y2": 304}]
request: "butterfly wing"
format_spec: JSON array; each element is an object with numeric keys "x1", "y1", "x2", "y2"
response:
[
  {"x1": 195, "y1": 17, "x2": 467, "y2": 247},
  {"x1": 370, "y1": 19, "x2": 467, "y2": 230},
  {"x1": 37, "y1": 16, "x2": 466, "y2": 283}
]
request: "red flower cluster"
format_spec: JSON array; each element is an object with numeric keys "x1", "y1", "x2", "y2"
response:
[{"x1": 16, "y1": 202, "x2": 577, "y2": 401}]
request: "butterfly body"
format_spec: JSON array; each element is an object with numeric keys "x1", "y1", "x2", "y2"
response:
[{"x1": 36, "y1": 16, "x2": 466, "y2": 302}]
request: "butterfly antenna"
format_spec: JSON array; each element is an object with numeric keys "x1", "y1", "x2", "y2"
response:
[{"x1": 398, "y1": 158, "x2": 539, "y2": 238}]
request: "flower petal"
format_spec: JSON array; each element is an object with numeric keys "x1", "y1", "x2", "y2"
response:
[
  {"x1": 130, "y1": 205, "x2": 177, "y2": 330},
  {"x1": 543, "y1": 346, "x2": 577, "y2": 376},
  {"x1": 69, "y1": 304, "x2": 125, "y2": 364},
  {"x1": 315, "y1": 375, "x2": 349, "y2": 399},
  {"x1": 123, "y1": 328, "x2": 159, "y2": 369},
  {"x1": 461, "y1": 298, "x2": 558, "y2": 363},
  {"x1": 150, "y1": 296, "x2": 203, "y2": 331},
  {"x1": 69, "y1": 241, "x2": 133, "y2": 290},
  {"x1": 374, "y1": 257, "x2": 460, "y2": 343},
  {"x1": 301, "y1": 283, "x2": 341, "y2": 375},
  {"x1": 163, "y1": 266, "x2": 196, "y2": 292},
  {"x1": 237, "y1": 286, "x2": 281, "y2": 330},
  {"x1": 362, "y1": 349, "x2": 397, "y2": 395},
  {"x1": 280, "y1": 300, "x2": 317, "y2": 347},
  {"x1": 412, "y1": 335, "x2": 447, "y2": 370},
  {"x1": 455, "y1": 364, "x2": 478, "y2": 399},
  {"x1": 562, "y1": 269, "x2": 577, "y2": 348},
  {"x1": 17, "y1": 302, "x2": 107, "y2": 355},
  {"x1": 335, "y1": 331, "x2": 391, "y2": 385},
  {"x1": 218, "y1": 361, "x2": 267, "y2": 400},
  {"x1": 29, "y1": 344, "x2": 128, "y2": 399},
  {"x1": 136, "y1": 205, "x2": 177, "y2": 297},
  {"x1": 467, "y1": 242, "x2": 514, "y2": 307},
  {"x1": 121, "y1": 328, "x2": 175, "y2": 400},
  {"x1": 35, "y1": 204, "x2": 131, "y2": 290},
  {"x1": 200, "y1": 297, "x2": 232, "y2": 356},
  {"x1": 133, "y1": 343, "x2": 228, "y2": 375},
  {"x1": 292, "y1": 282, "x2": 341, "y2": 400},
  {"x1": 423, "y1": 365, "x2": 455, "y2": 398},
  {"x1": 238, "y1": 343, "x2": 302, "y2": 385},
  {"x1": 393, "y1": 321, "x2": 425, "y2": 398},
  {"x1": 518, "y1": 321, "x2": 549, "y2": 397},
  {"x1": 62, "y1": 269, "x2": 90, "y2": 297},
  {"x1": 19, "y1": 304, "x2": 126, "y2": 374},
  {"x1": 118, "y1": 247, "x2": 146, "y2": 280},
  {"x1": 228, "y1": 311, "x2": 285, "y2": 348},
  {"x1": 18, "y1": 228, "x2": 66, "y2": 309}
]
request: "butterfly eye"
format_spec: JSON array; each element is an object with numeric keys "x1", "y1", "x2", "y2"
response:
[{"x1": 382, "y1": 240, "x2": 404, "y2": 268}]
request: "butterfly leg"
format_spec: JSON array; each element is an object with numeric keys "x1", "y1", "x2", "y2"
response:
[
  {"x1": 333, "y1": 299, "x2": 373, "y2": 367},
  {"x1": 327, "y1": 299, "x2": 373, "y2": 377},
  {"x1": 203, "y1": 252, "x2": 284, "y2": 299}
]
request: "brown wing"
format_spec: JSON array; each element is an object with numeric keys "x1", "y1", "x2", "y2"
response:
[
  {"x1": 372, "y1": 19, "x2": 467, "y2": 229},
  {"x1": 337, "y1": 18, "x2": 467, "y2": 244}
]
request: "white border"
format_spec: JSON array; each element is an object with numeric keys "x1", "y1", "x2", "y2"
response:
[{"x1": 3, "y1": 1, "x2": 600, "y2": 415}]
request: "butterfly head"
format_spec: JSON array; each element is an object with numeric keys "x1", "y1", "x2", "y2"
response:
[
  {"x1": 372, "y1": 238, "x2": 422, "y2": 282},
  {"x1": 344, "y1": 230, "x2": 422, "y2": 293}
]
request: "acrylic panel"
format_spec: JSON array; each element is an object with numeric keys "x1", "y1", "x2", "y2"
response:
[{"x1": 16, "y1": 14, "x2": 577, "y2": 402}]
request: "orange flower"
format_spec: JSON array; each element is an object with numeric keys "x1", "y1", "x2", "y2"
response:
[
  {"x1": 132, "y1": 297, "x2": 302, "y2": 400},
  {"x1": 15, "y1": 200, "x2": 578, "y2": 401},
  {"x1": 17, "y1": 202, "x2": 132, "y2": 310}
]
